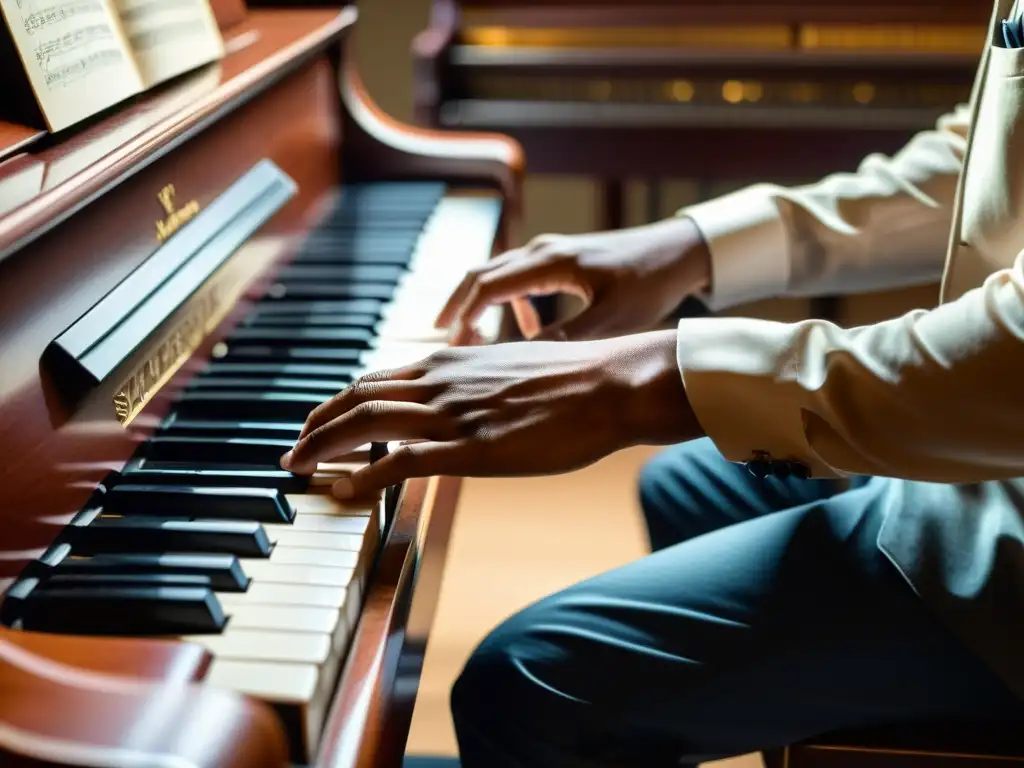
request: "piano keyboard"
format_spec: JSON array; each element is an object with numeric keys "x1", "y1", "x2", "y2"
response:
[{"x1": 0, "y1": 182, "x2": 503, "y2": 763}]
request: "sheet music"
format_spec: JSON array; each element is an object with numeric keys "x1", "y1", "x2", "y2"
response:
[
  {"x1": 112, "y1": 0, "x2": 223, "y2": 88},
  {"x1": 0, "y1": 0, "x2": 143, "y2": 130}
]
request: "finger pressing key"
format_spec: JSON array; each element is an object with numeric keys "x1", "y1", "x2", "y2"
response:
[
  {"x1": 330, "y1": 440, "x2": 463, "y2": 499},
  {"x1": 282, "y1": 402, "x2": 444, "y2": 475}
]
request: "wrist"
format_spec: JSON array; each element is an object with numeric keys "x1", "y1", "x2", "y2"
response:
[
  {"x1": 607, "y1": 329, "x2": 703, "y2": 447},
  {"x1": 642, "y1": 216, "x2": 712, "y2": 294}
]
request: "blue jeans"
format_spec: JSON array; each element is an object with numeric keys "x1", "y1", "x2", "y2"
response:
[{"x1": 449, "y1": 439, "x2": 1024, "y2": 767}]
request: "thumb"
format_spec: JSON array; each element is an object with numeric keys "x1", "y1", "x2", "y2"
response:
[{"x1": 330, "y1": 440, "x2": 462, "y2": 498}]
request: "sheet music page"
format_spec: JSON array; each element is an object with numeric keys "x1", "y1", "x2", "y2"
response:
[
  {"x1": 111, "y1": 0, "x2": 223, "y2": 88},
  {"x1": 0, "y1": 0, "x2": 144, "y2": 131}
]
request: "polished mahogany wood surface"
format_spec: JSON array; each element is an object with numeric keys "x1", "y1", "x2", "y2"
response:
[
  {"x1": 0, "y1": 7, "x2": 353, "y2": 260},
  {"x1": 1, "y1": 625, "x2": 213, "y2": 682},
  {"x1": 211, "y1": 0, "x2": 249, "y2": 28},
  {"x1": 1, "y1": 627, "x2": 290, "y2": 767},
  {"x1": 0, "y1": 124, "x2": 44, "y2": 165},
  {"x1": 0, "y1": 4, "x2": 523, "y2": 765}
]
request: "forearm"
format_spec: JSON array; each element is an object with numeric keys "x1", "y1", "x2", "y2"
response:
[
  {"x1": 679, "y1": 105, "x2": 971, "y2": 312},
  {"x1": 677, "y1": 253, "x2": 1024, "y2": 483}
]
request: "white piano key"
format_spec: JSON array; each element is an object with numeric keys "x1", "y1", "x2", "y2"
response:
[
  {"x1": 377, "y1": 195, "x2": 503, "y2": 343},
  {"x1": 254, "y1": 546, "x2": 360, "y2": 569},
  {"x1": 285, "y1": 492, "x2": 376, "y2": 517},
  {"x1": 272, "y1": 530, "x2": 365, "y2": 550},
  {"x1": 183, "y1": 628, "x2": 333, "y2": 665},
  {"x1": 218, "y1": 582, "x2": 347, "y2": 608},
  {"x1": 224, "y1": 603, "x2": 342, "y2": 636},
  {"x1": 241, "y1": 562, "x2": 356, "y2": 588},
  {"x1": 204, "y1": 658, "x2": 330, "y2": 764}
]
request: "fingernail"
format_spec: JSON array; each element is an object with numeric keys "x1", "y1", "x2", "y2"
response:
[
  {"x1": 280, "y1": 451, "x2": 294, "y2": 470},
  {"x1": 332, "y1": 477, "x2": 354, "y2": 499}
]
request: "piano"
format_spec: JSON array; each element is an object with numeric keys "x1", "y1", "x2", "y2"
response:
[
  {"x1": 0, "y1": 3, "x2": 522, "y2": 767},
  {"x1": 413, "y1": 0, "x2": 989, "y2": 318}
]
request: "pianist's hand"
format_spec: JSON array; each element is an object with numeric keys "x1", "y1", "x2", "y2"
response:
[
  {"x1": 436, "y1": 216, "x2": 711, "y2": 345},
  {"x1": 280, "y1": 329, "x2": 703, "y2": 498}
]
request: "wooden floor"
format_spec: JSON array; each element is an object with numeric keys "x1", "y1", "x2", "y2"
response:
[{"x1": 404, "y1": 445, "x2": 763, "y2": 768}]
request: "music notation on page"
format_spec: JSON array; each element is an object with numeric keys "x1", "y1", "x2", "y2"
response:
[
  {"x1": 0, "y1": 0, "x2": 220, "y2": 130},
  {"x1": 111, "y1": 0, "x2": 223, "y2": 86},
  {"x1": 10, "y1": 0, "x2": 126, "y2": 91}
]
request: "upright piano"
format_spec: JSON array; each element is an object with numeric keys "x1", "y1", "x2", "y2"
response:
[
  {"x1": 0, "y1": 3, "x2": 522, "y2": 766},
  {"x1": 414, "y1": 0, "x2": 989, "y2": 228}
]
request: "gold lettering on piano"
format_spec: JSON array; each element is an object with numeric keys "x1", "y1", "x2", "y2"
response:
[
  {"x1": 109, "y1": 238, "x2": 283, "y2": 426},
  {"x1": 112, "y1": 285, "x2": 223, "y2": 425},
  {"x1": 155, "y1": 183, "x2": 201, "y2": 243}
]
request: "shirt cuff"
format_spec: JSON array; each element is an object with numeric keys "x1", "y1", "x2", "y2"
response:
[
  {"x1": 678, "y1": 184, "x2": 791, "y2": 312},
  {"x1": 675, "y1": 315, "x2": 841, "y2": 478}
]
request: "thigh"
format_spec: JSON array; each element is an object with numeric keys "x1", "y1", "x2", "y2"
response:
[
  {"x1": 639, "y1": 437, "x2": 843, "y2": 550},
  {"x1": 453, "y1": 477, "x2": 1024, "y2": 767}
]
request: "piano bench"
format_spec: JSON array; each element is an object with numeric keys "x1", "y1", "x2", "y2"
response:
[{"x1": 762, "y1": 721, "x2": 1024, "y2": 768}]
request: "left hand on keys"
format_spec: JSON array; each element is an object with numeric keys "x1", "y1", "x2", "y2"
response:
[{"x1": 280, "y1": 329, "x2": 703, "y2": 498}]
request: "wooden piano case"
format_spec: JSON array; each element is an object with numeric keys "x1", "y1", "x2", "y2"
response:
[{"x1": 0, "y1": 3, "x2": 522, "y2": 766}]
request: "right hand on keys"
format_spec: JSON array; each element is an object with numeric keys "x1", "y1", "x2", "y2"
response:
[{"x1": 436, "y1": 216, "x2": 712, "y2": 345}]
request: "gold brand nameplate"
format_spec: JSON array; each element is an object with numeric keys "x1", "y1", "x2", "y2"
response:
[
  {"x1": 156, "y1": 183, "x2": 201, "y2": 243},
  {"x1": 112, "y1": 277, "x2": 227, "y2": 425}
]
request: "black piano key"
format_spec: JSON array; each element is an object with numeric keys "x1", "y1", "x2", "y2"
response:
[
  {"x1": 119, "y1": 466, "x2": 312, "y2": 492},
  {"x1": 144, "y1": 435, "x2": 298, "y2": 465},
  {"x1": 1, "y1": 577, "x2": 226, "y2": 635},
  {"x1": 245, "y1": 313, "x2": 381, "y2": 329},
  {"x1": 69, "y1": 514, "x2": 273, "y2": 558},
  {"x1": 103, "y1": 484, "x2": 295, "y2": 524},
  {"x1": 274, "y1": 264, "x2": 406, "y2": 284},
  {"x1": 47, "y1": 552, "x2": 249, "y2": 592},
  {"x1": 201, "y1": 363, "x2": 359, "y2": 379},
  {"x1": 147, "y1": 433, "x2": 297, "y2": 465},
  {"x1": 160, "y1": 416, "x2": 305, "y2": 440},
  {"x1": 44, "y1": 572, "x2": 215, "y2": 589},
  {"x1": 291, "y1": 247, "x2": 414, "y2": 267},
  {"x1": 296, "y1": 230, "x2": 420, "y2": 244},
  {"x1": 174, "y1": 391, "x2": 325, "y2": 422},
  {"x1": 213, "y1": 346, "x2": 366, "y2": 366},
  {"x1": 319, "y1": 210, "x2": 434, "y2": 228},
  {"x1": 228, "y1": 327, "x2": 375, "y2": 348},
  {"x1": 250, "y1": 300, "x2": 384, "y2": 316},
  {"x1": 187, "y1": 377, "x2": 347, "y2": 394},
  {"x1": 262, "y1": 282, "x2": 395, "y2": 302}
]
